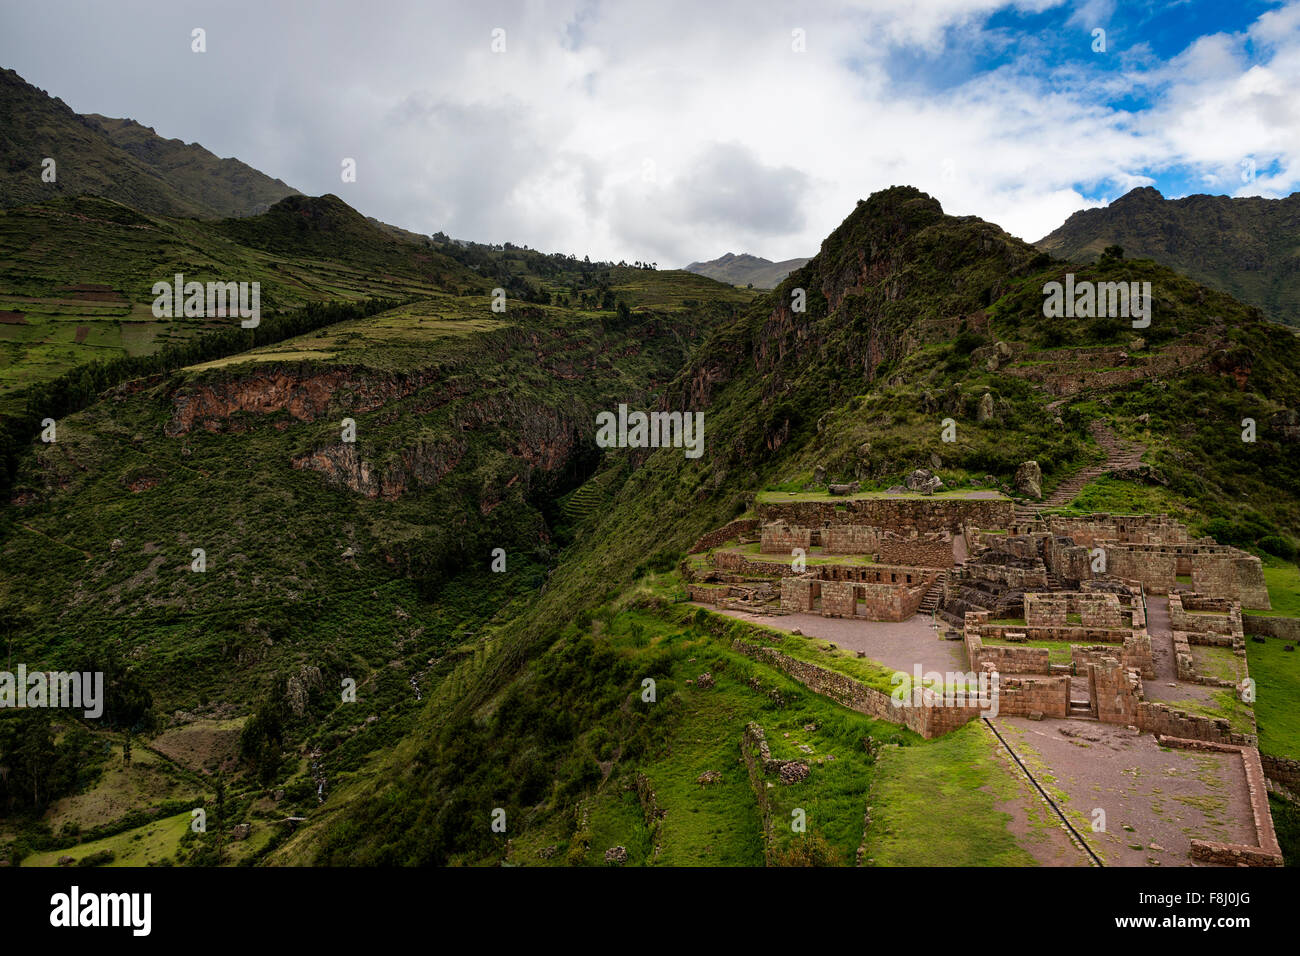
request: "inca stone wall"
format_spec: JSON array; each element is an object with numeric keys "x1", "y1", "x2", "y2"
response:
[
  {"x1": 755, "y1": 497, "x2": 1013, "y2": 534},
  {"x1": 761, "y1": 522, "x2": 812, "y2": 554},
  {"x1": 1243, "y1": 615, "x2": 1300, "y2": 641},
  {"x1": 877, "y1": 534, "x2": 954, "y2": 568},
  {"x1": 689, "y1": 518, "x2": 760, "y2": 553},
  {"x1": 823, "y1": 526, "x2": 881, "y2": 554},
  {"x1": 729, "y1": 638, "x2": 984, "y2": 738}
]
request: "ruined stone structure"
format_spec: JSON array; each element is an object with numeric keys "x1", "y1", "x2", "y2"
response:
[{"x1": 683, "y1": 494, "x2": 1280, "y2": 866}]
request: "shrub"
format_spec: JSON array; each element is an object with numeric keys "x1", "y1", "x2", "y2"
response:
[{"x1": 1259, "y1": 535, "x2": 1297, "y2": 561}]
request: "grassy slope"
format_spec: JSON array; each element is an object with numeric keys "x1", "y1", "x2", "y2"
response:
[
  {"x1": 1036, "y1": 187, "x2": 1300, "y2": 326},
  {"x1": 0, "y1": 194, "x2": 479, "y2": 406},
  {"x1": 7, "y1": 185, "x2": 1300, "y2": 866}
]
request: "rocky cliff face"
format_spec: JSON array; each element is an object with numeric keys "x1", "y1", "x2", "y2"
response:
[
  {"x1": 291, "y1": 439, "x2": 465, "y2": 500},
  {"x1": 165, "y1": 366, "x2": 438, "y2": 436}
]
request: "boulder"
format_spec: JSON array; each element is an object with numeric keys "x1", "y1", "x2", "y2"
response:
[
  {"x1": 905, "y1": 469, "x2": 944, "y2": 495},
  {"x1": 779, "y1": 762, "x2": 810, "y2": 785},
  {"x1": 977, "y1": 392, "x2": 995, "y2": 422},
  {"x1": 1014, "y1": 461, "x2": 1042, "y2": 499},
  {"x1": 604, "y1": 846, "x2": 628, "y2": 865},
  {"x1": 827, "y1": 481, "x2": 860, "y2": 496}
]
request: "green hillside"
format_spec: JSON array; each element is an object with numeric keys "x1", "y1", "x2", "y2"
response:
[
  {"x1": 0, "y1": 68, "x2": 297, "y2": 218},
  {"x1": 1037, "y1": 186, "x2": 1300, "y2": 327},
  {"x1": 3, "y1": 186, "x2": 1298, "y2": 868}
]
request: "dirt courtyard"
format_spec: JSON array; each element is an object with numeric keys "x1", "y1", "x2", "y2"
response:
[
  {"x1": 992, "y1": 716, "x2": 1255, "y2": 866},
  {"x1": 699, "y1": 606, "x2": 966, "y2": 675}
]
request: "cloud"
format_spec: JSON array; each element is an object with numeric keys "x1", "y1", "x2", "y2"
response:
[{"x1": 0, "y1": 0, "x2": 1297, "y2": 264}]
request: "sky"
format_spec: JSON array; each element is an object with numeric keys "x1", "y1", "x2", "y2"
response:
[{"x1": 1, "y1": 0, "x2": 1298, "y2": 266}]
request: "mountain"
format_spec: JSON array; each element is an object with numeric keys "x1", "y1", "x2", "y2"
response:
[
  {"x1": 2, "y1": 183, "x2": 1298, "y2": 868},
  {"x1": 86, "y1": 114, "x2": 298, "y2": 217},
  {"x1": 684, "y1": 251, "x2": 810, "y2": 288},
  {"x1": 1036, "y1": 186, "x2": 1300, "y2": 326},
  {"x1": 0, "y1": 67, "x2": 297, "y2": 218},
  {"x1": 280, "y1": 186, "x2": 1300, "y2": 866},
  {"x1": 0, "y1": 192, "x2": 482, "y2": 413}
]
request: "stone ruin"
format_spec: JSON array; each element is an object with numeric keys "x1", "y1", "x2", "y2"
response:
[{"x1": 683, "y1": 498, "x2": 1280, "y2": 864}]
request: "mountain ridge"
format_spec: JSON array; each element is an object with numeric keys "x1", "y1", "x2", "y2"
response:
[
  {"x1": 1036, "y1": 186, "x2": 1300, "y2": 326},
  {"x1": 684, "y1": 251, "x2": 810, "y2": 288},
  {"x1": 0, "y1": 66, "x2": 298, "y2": 218}
]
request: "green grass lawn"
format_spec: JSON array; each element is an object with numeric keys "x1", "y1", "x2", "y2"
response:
[
  {"x1": 1255, "y1": 558, "x2": 1300, "y2": 618},
  {"x1": 861, "y1": 722, "x2": 1039, "y2": 866},
  {"x1": 1246, "y1": 637, "x2": 1300, "y2": 761},
  {"x1": 22, "y1": 810, "x2": 192, "y2": 867}
]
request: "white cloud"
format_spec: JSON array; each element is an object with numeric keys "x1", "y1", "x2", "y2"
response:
[{"x1": 0, "y1": 0, "x2": 1297, "y2": 263}]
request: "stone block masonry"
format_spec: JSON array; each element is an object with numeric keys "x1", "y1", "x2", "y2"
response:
[
  {"x1": 760, "y1": 522, "x2": 812, "y2": 554},
  {"x1": 1243, "y1": 615, "x2": 1300, "y2": 641},
  {"x1": 823, "y1": 525, "x2": 881, "y2": 554},
  {"x1": 756, "y1": 497, "x2": 1013, "y2": 534},
  {"x1": 690, "y1": 518, "x2": 760, "y2": 554},
  {"x1": 1159, "y1": 737, "x2": 1282, "y2": 867},
  {"x1": 729, "y1": 638, "x2": 984, "y2": 738},
  {"x1": 877, "y1": 533, "x2": 954, "y2": 568}
]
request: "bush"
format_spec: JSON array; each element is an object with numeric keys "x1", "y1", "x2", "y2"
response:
[{"x1": 1259, "y1": 535, "x2": 1297, "y2": 561}]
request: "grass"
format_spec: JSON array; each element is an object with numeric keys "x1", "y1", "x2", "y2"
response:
[
  {"x1": 1049, "y1": 474, "x2": 1193, "y2": 518},
  {"x1": 22, "y1": 810, "x2": 192, "y2": 867},
  {"x1": 1246, "y1": 636, "x2": 1300, "y2": 760},
  {"x1": 756, "y1": 488, "x2": 1007, "y2": 503},
  {"x1": 1253, "y1": 558, "x2": 1300, "y2": 618},
  {"x1": 861, "y1": 722, "x2": 1038, "y2": 866}
]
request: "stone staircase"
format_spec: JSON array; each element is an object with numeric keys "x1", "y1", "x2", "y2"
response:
[
  {"x1": 1068, "y1": 698, "x2": 1095, "y2": 719},
  {"x1": 919, "y1": 570, "x2": 947, "y2": 615},
  {"x1": 1015, "y1": 422, "x2": 1146, "y2": 522}
]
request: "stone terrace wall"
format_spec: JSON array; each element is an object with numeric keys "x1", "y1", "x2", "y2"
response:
[
  {"x1": 1261, "y1": 754, "x2": 1300, "y2": 793},
  {"x1": 730, "y1": 638, "x2": 983, "y2": 738},
  {"x1": 1243, "y1": 615, "x2": 1300, "y2": 641},
  {"x1": 756, "y1": 497, "x2": 1013, "y2": 534},
  {"x1": 761, "y1": 522, "x2": 813, "y2": 554},
  {"x1": 711, "y1": 550, "x2": 801, "y2": 578},
  {"x1": 823, "y1": 526, "x2": 881, "y2": 554},
  {"x1": 690, "y1": 518, "x2": 760, "y2": 553},
  {"x1": 878, "y1": 533, "x2": 954, "y2": 568},
  {"x1": 1137, "y1": 702, "x2": 1254, "y2": 746}
]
